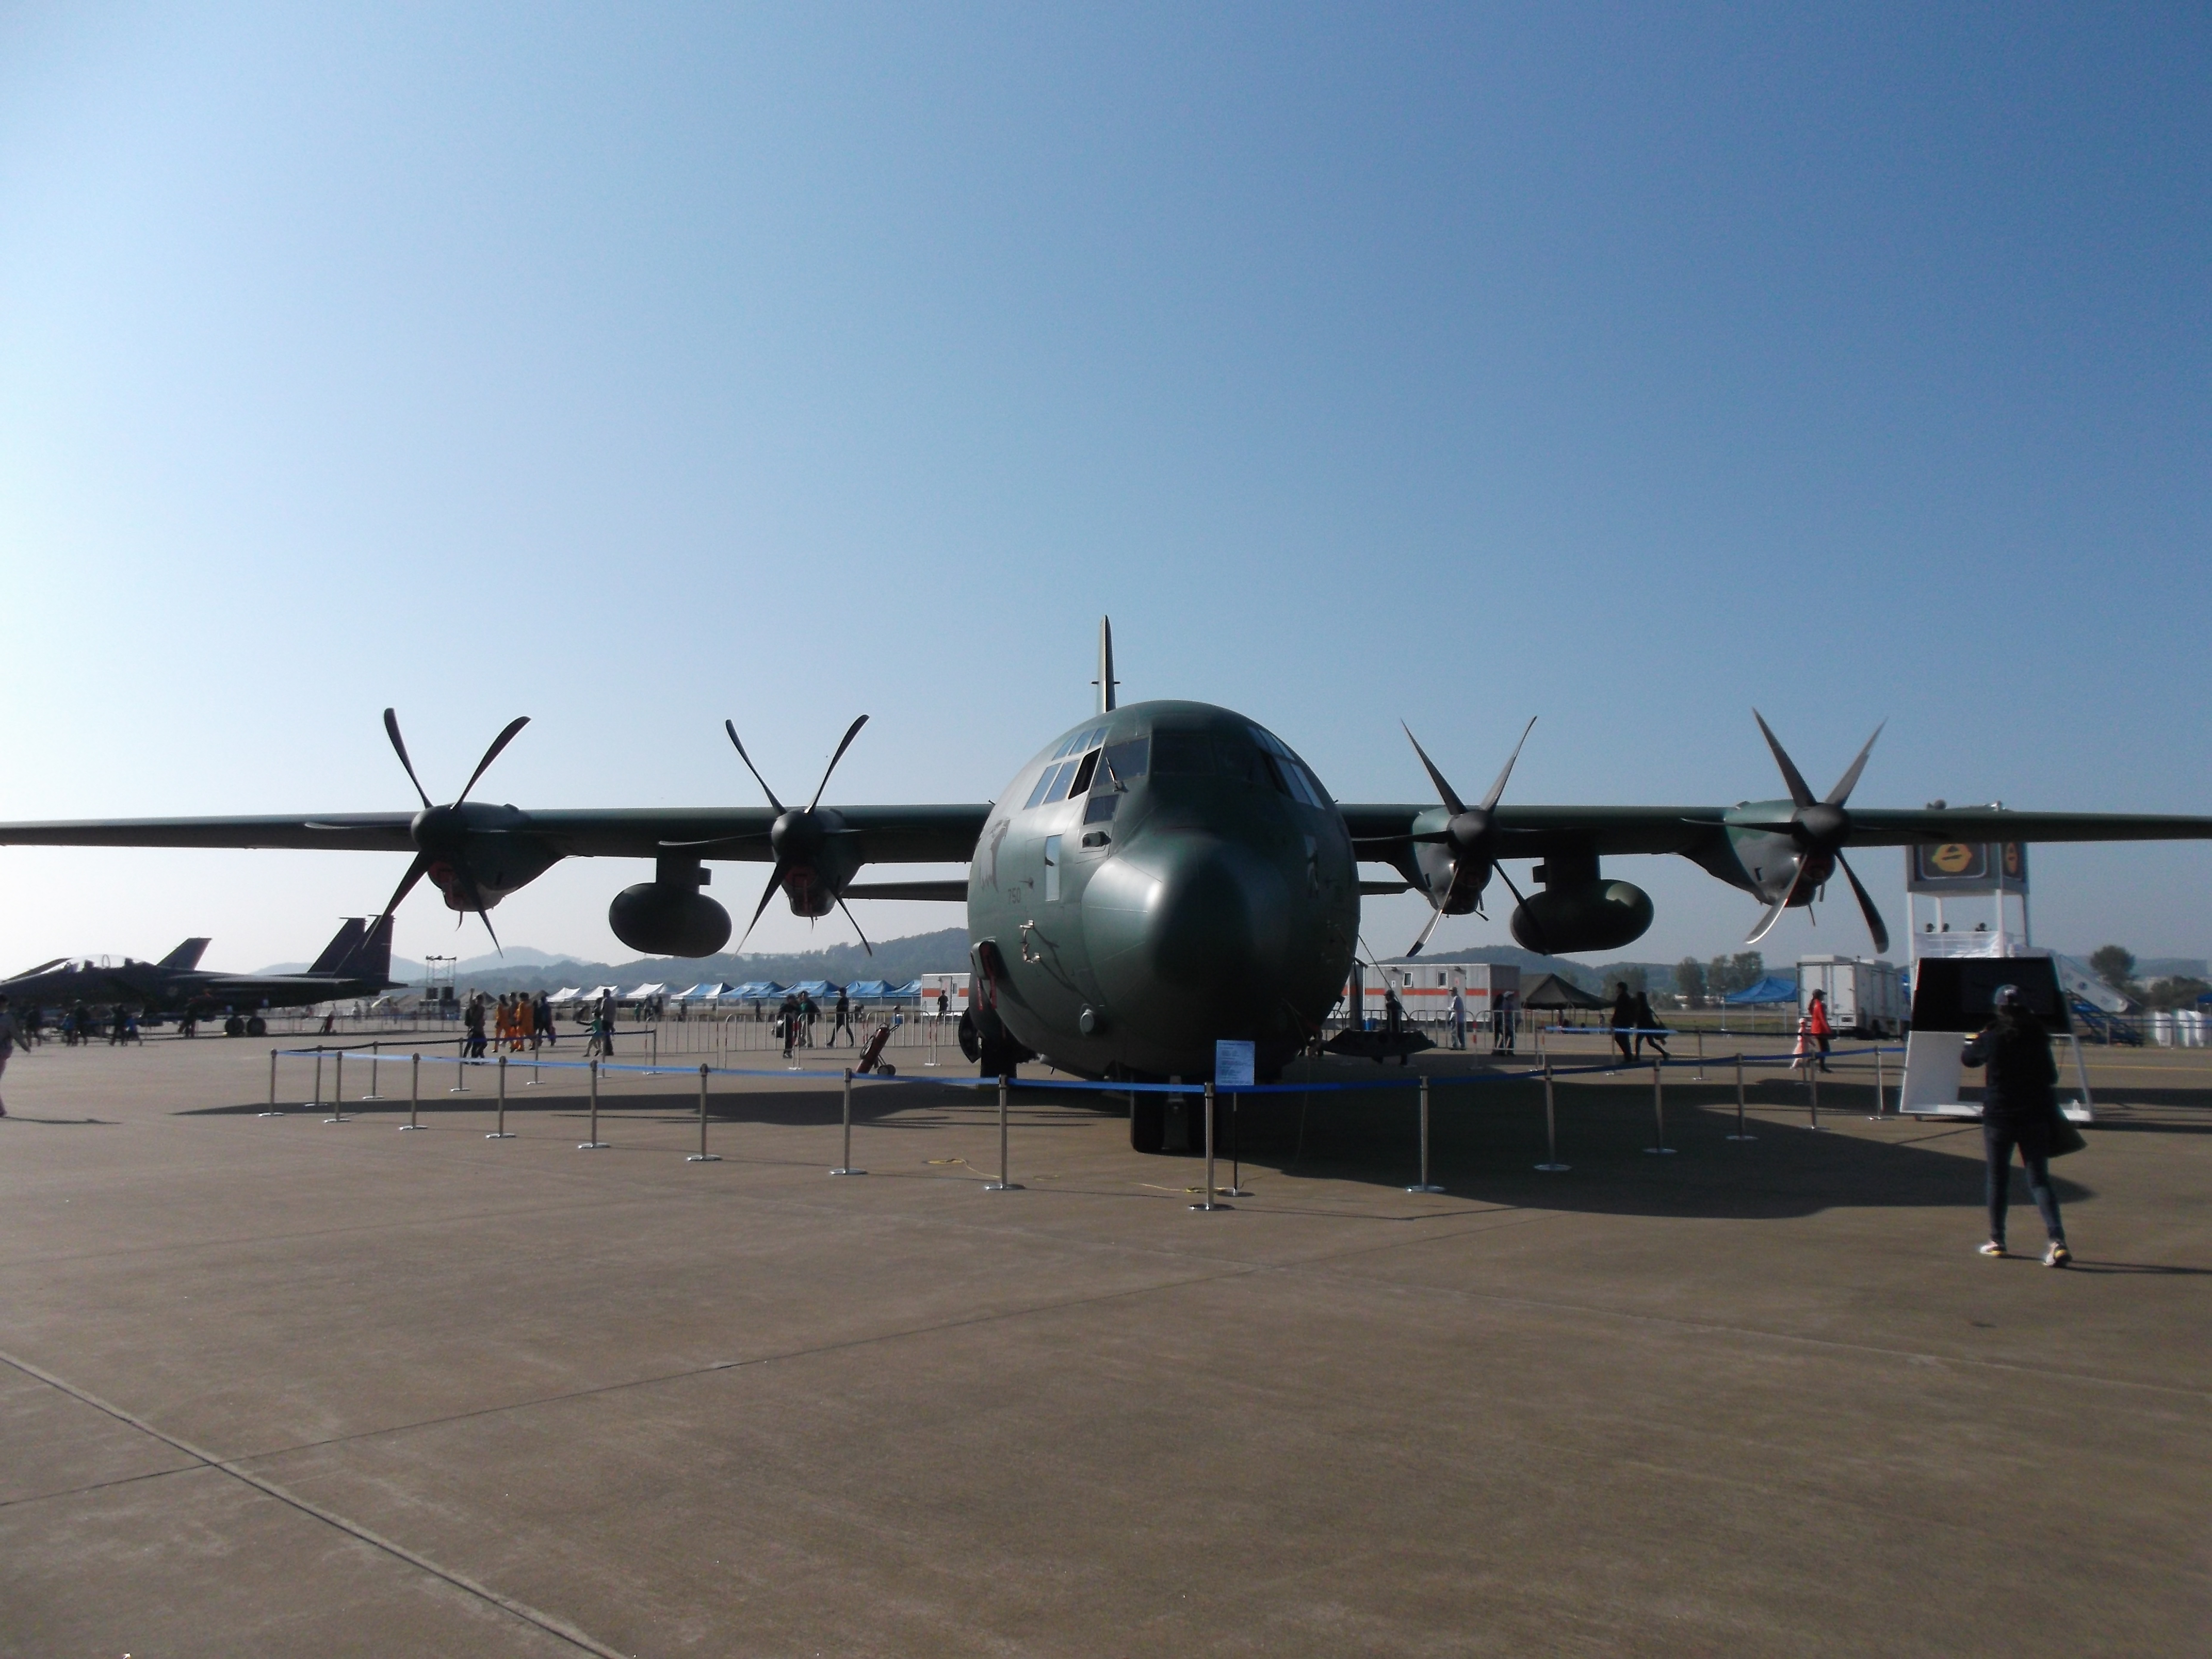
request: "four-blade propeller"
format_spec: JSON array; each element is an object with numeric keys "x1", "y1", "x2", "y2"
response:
[
  {"x1": 1388, "y1": 717, "x2": 1540, "y2": 957},
  {"x1": 724, "y1": 714, "x2": 875, "y2": 954},
  {"x1": 369, "y1": 708, "x2": 530, "y2": 953},
  {"x1": 1733, "y1": 711, "x2": 1890, "y2": 953}
]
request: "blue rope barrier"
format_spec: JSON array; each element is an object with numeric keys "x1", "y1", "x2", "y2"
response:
[{"x1": 270, "y1": 1041, "x2": 1903, "y2": 1099}]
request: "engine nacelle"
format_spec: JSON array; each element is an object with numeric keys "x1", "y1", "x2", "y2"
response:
[
  {"x1": 1510, "y1": 880, "x2": 1654, "y2": 955},
  {"x1": 609, "y1": 882, "x2": 731, "y2": 958}
]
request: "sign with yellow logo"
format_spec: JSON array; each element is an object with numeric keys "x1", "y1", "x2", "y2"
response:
[{"x1": 1907, "y1": 841, "x2": 2027, "y2": 894}]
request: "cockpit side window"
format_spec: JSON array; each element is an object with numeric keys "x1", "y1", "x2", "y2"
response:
[
  {"x1": 1066, "y1": 749, "x2": 1100, "y2": 796},
  {"x1": 1249, "y1": 723, "x2": 1330, "y2": 806}
]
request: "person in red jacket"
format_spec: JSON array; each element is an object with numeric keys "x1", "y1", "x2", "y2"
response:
[{"x1": 1807, "y1": 989, "x2": 1833, "y2": 1072}]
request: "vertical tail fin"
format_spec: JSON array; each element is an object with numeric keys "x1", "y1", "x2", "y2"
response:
[
  {"x1": 157, "y1": 938, "x2": 212, "y2": 971},
  {"x1": 348, "y1": 913, "x2": 397, "y2": 985},
  {"x1": 304, "y1": 918, "x2": 367, "y2": 976}
]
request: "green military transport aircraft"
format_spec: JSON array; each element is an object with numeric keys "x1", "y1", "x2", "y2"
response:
[{"x1": 3, "y1": 622, "x2": 2207, "y2": 1141}]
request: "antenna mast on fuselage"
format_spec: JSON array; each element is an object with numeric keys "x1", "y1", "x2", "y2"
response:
[{"x1": 1094, "y1": 615, "x2": 1118, "y2": 714}]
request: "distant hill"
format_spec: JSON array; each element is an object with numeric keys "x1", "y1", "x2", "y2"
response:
[{"x1": 395, "y1": 928, "x2": 972, "y2": 996}]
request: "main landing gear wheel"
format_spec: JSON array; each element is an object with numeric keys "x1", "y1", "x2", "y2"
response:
[
  {"x1": 1130, "y1": 1094, "x2": 1165, "y2": 1154},
  {"x1": 223, "y1": 1015, "x2": 246, "y2": 1037},
  {"x1": 246, "y1": 1015, "x2": 267, "y2": 1037}
]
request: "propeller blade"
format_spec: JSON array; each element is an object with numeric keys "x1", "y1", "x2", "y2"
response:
[
  {"x1": 454, "y1": 716, "x2": 530, "y2": 806},
  {"x1": 382, "y1": 709, "x2": 434, "y2": 811},
  {"x1": 1493, "y1": 861, "x2": 1547, "y2": 955},
  {"x1": 835, "y1": 893, "x2": 874, "y2": 956},
  {"x1": 368, "y1": 850, "x2": 432, "y2": 935},
  {"x1": 1400, "y1": 723, "x2": 1466, "y2": 816},
  {"x1": 1823, "y1": 721, "x2": 1886, "y2": 807},
  {"x1": 1479, "y1": 716, "x2": 1538, "y2": 812},
  {"x1": 1745, "y1": 859, "x2": 1811, "y2": 946},
  {"x1": 806, "y1": 714, "x2": 870, "y2": 813},
  {"x1": 736, "y1": 861, "x2": 790, "y2": 952},
  {"x1": 1751, "y1": 710, "x2": 1816, "y2": 810},
  {"x1": 724, "y1": 720, "x2": 786, "y2": 813},
  {"x1": 1834, "y1": 851, "x2": 1891, "y2": 953},
  {"x1": 473, "y1": 906, "x2": 502, "y2": 955},
  {"x1": 1405, "y1": 905, "x2": 1444, "y2": 959}
]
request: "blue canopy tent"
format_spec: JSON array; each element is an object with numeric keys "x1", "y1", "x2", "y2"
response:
[
  {"x1": 1725, "y1": 976, "x2": 1800, "y2": 1005},
  {"x1": 842, "y1": 979, "x2": 891, "y2": 1000},
  {"x1": 888, "y1": 979, "x2": 922, "y2": 1000}
]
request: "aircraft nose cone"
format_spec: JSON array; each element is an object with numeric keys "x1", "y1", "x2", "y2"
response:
[{"x1": 1082, "y1": 832, "x2": 1292, "y2": 1051}]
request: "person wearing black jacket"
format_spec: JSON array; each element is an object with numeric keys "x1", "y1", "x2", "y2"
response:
[
  {"x1": 1961, "y1": 985, "x2": 2071, "y2": 1266},
  {"x1": 1610, "y1": 985, "x2": 1636, "y2": 1064}
]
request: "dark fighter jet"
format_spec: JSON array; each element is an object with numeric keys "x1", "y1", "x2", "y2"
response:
[
  {"x1": 1, "y1": 916, "x2": 397, "y2": 1035},
  {"x1": 2, "y1": 621, "x2": 2208, "y2": 1133}
]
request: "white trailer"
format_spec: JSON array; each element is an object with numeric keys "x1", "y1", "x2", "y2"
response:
[
  {"x1": 917, "y1": 973, "x2": 970, "y2": 1019},
  {"x1": 1797, "y1": 956, "x2": 1904, "y2": 1036},
  {"x1": 1355, "y1": 963, "x2": 1520, "y2": 1029}
]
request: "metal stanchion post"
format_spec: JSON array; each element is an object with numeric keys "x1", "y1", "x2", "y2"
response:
[
  {"x1": 1871, "y1": 1045, "x2": 1886, "y2": 1119},
  {"x1": 579, "y1": 1059, "x2": 607, "y2": 1149},
  {"x1": 687, "y1": 1063, "x2": 721, "y2": 1162},
  {"x1": 831, "y1": 1067, "x2": 865, "y2": 1176},
  {"x1": 1727, "y1": 1050, "x2": 1755, "y2": 1140},
  {"x1": 364, "y1": 1041, "x2": 382, "y2": 1100},
  {"x1": 1191, "y1": 1081, "x2": 1223, "y2": 1210},
  {"x1": 1695, "y1": 1030, "x2": 1704, "y2": 1081},
  {"x1": 487, "y1": 1055, "x2": 514, "y2": 1138},
  {"x1": 450, "y1": 1040, "x2": 470, "y2": 1093},
  {"x1": 1407, "y1": 1074, "x2": 1444, "y2": 1193},
  {"x1": 1808, "y1": 1062, "x2": 1824, "y2": 1131},
  {"x1": 400, "y1": 1053, "x2": 423, "y2": 1129},
  {"x1": 305, "y1": 1047, "x2": 323, "y2": 1112},
  {"x1": 325, "y1": 1051, "x2": 347, "y2": 1123},
  {"x1": 1644, "y1": 1056, "x2": 1675, "y2": 1153},
  {"x1": 1536, "y1": 1054, "x2": 1568, "y2": 1170},
  {"x1": 984, "y1": 1075, "x2": 1021, "y2": 1191},
  {"x1": 262, "y1": 1049, "x2": 283, "y2": 1116}
]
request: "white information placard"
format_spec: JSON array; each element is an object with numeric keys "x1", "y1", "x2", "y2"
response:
[{"x1": 1214, "y1": 1039, "x2": 1256, "y2": 1088}]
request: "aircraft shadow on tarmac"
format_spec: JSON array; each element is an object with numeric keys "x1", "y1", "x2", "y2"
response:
[{"x1": 171, "y1": 1074, "x2": 2187, "y2": 1224}]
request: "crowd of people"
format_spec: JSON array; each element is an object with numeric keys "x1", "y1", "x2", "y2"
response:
[{"x1": 461, "y1": 990, "x2": 561, "y2": 1059}]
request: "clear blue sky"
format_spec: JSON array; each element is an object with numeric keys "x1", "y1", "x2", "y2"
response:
[{"x1": 3, "y1": 3, "x2": 2206, "y2": 973}]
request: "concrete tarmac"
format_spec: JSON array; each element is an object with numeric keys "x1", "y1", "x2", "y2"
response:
[{"x1": 1, "y1": 1036, "x2": 2206, "y2": 1656}]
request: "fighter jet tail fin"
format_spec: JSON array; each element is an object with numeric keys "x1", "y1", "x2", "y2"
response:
[
  {"x1": 157, "y1": 937, "x2": 212, "y2": 971},
  {"x1": 350, "y1": 912, "x2": 397, "y2": 985},
  {"x1": 304, "y1": 918, "x2": 368, "y2": 976}
]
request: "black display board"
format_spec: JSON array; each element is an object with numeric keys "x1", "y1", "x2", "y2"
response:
[{"x1": 1908, "y1": 956, "x2": 2070, "y2": 1034}]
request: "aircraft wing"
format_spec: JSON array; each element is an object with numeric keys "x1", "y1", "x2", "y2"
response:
[
  {"x1": 0, "y1": 805, "x2": 991, "y2": 865},
  {"x1": 1336, "y1": 804, "x2": 2212, "y2": 855},
  {"x1": 0, "y1": 814, "x2": 420, "y2": 852},
  {"x1": 1338, "y1": 805, "x2": 1721, "y2": 858}
]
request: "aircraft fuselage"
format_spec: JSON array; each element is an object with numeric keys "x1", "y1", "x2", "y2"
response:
[{"x1": 967, "y1": 701, "x2": 1358, "y2": 1082}]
